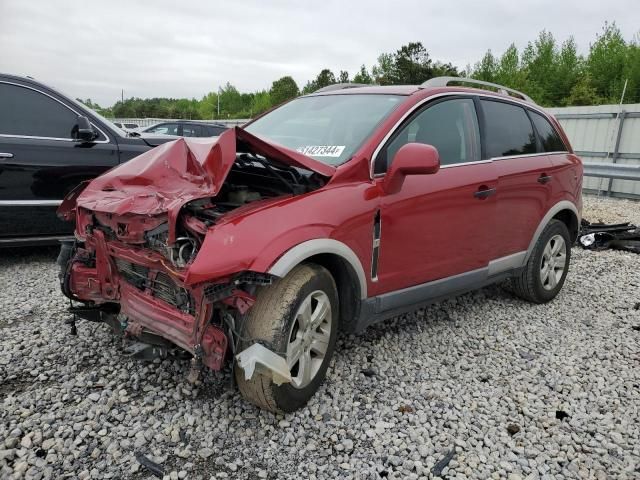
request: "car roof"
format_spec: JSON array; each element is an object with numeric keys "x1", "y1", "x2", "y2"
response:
[
  {"x1": 308, "y1": 85, "x2": 420, "y2": 96},
  {"x1": 308, "y1": 83, "x2": 528, "y2": 101},
  {"x1": 0, "y1": 73, "x2": 57, "y2": 92},
  {"x1": 304, "y1": 78, "x2": 539, "y2": 107}
]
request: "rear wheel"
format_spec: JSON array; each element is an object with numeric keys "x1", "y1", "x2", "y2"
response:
[
  {"x1": 235, "y1": 263, "x2": 338, "y2": 413},
  {"x1": 511, "y1": 219, "x2": 571, "y2": 303}
]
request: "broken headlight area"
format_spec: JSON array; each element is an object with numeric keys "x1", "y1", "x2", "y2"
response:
[
  {"x1": 56, "y1": 132, "x2": 332, "y2": 384},
  {"x1": 59, "y1": 231, "x2": 276, "y2": 377}
]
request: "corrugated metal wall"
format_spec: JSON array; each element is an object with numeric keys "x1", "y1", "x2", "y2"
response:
[{"x1": 546, "y1": 104, "x2": 640, "y2": 198}]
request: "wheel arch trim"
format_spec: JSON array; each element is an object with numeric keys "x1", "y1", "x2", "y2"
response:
[
  {"x1": 524, "y1": 200, "x2": 579, "y2": 263},
  {"x1": 268, "y1": 239, "x2": 367, "y2": 299}
]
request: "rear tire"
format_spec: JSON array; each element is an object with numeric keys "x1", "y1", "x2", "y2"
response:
[
  {"x1": 235, "y1": 263, "x2": 338, "y2": 413},
  {"x1": 511, "y1": 219, "x2": 571, "y2": 304}
]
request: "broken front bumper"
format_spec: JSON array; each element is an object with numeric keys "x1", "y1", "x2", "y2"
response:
[{"x1": 60, "y1": 231, "x2": 228, "y2": 371}]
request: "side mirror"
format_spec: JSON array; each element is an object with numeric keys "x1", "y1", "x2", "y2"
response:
[
  {"x1": 74, "y1": 116, "x2": 97, "y2": 143},
  {"x1": 382, "y1": 143, "x2": 440, "y2": 194}
]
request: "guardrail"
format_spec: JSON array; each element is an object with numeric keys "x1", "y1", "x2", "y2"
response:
[
  {"x1": 583, "y1": 162, "x2": 640, "y2": 181},
  {"x1": 549, "y1": 104, "x2": 640, "y2": 199}
]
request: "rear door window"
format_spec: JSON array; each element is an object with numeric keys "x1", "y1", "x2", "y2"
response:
[
  {"x1": 529, "y1": 111, "x2": 566, "y2": 152},
  {"x1": 0, "y1": 83, "x2": 78, "y2": 139},
  {"x1": 480, "y1": 100, "x2": 537, "y2": 158}
]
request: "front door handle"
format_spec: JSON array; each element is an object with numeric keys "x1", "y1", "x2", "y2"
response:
[
  {"x1": 538, "y1": 174, "x2": 552, "y2": 184},
  {"x1": 0, "y1": 152, "x2": 14, "y2": 159},
  {"x1": 474, "y1": 187, "x2": 496, "y2": 199}
]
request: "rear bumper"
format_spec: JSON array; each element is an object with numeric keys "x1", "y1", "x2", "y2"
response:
[{"x1": 62, "y1": 232, "x2": 228, "y2": 371}]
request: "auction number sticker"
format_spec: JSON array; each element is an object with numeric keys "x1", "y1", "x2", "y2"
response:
[{"x1": 296, "y1": 145, "x2": 345, "y2": 157}]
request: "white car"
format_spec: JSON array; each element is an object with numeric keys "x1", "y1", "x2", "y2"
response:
[{"x1": 112, "y1": 121, "x2": 140, "y2": 132}]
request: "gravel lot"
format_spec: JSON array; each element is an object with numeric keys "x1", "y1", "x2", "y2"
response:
[{"x1": 1, "y1": 195, "x2": 639, "y2": 480}]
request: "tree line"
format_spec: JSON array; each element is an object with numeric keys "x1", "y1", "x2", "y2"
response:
[{"x1": 83, "y1": 22, "x2": 639, "y2": 120}]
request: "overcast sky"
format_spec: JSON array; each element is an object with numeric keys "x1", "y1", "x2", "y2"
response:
[{"x1": 1, "y1": 0, "x2": 638, "y2": 106}]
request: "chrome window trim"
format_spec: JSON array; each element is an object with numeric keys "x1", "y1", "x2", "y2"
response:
[
  {"x1": 0, "y1": 81, "x2": 111, "y2": 144},
  {"x1": 440, "y1": 159, "x2": 493, "y2": 169},
  {"x1": 0, "y1": 200, "x2": 63, "y2": 206},
  {"x1": 372, "y1": 158, "x2": 494, "y2": 178},
  {"x1": 369, "y1": 92, "x2": 569, "y2": 179},
  {"x1": 490, "y1": 151, "x2": 570, "y2": 162},
  {"x1": 0, "y1": 133, "x2": 76, "y2": 142}
]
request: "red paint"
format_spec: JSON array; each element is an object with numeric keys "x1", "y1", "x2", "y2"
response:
[
  {"x1": 493, "y1": 155, "x2": 553, "y2": 256},
  {"x1": 375, "y1": 162, "x2": 498, "y2": 292},
  {"x1": 382, "y1": 143, "x2": 440, "y2": 194},
  {"x1": 61, "y1": 85, "x2": 582, "y2": 373}
]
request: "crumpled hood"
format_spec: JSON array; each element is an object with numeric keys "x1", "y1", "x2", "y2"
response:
[{"x1": 75, "y1": 127, "x2": 335, "y2": 218}]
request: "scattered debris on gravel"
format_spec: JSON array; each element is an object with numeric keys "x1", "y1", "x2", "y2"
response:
[
  {"x1": 1, "y1": 194, "x2": 639, "y2": 479},
  {"x1": 579, "y1": 219, "x2": 640, "y2": 253}
]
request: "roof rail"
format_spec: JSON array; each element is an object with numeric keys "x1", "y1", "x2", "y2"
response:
[
  {"x1": 420, "y1": 76, "x2": 535, "y2": 104},
  {"x1": 314, "y1": 83, "x2": 371, "y2": 93}
]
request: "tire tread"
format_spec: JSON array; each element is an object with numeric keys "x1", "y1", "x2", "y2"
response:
[
  {"x1": 235, "y1": 264, "x2": 332, "y2": 413},
  {"x1": 511, "y1": 219, "x2": 570, "y2": 304}
]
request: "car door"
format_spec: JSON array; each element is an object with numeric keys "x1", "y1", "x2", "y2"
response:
[
  {"x1": 479, "y1": 99, "x2": 554, "y2": 258},
  {"x1": 528, "y1": 110, "x2": 580, "y2": 206},
  {"x1": 373, "y1": 97, "x2": 498, "y2": 295},
  {"x1": 0, "y1": 81, "x2": 119, "y2": 238}
]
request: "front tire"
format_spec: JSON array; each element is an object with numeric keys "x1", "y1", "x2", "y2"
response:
[
  {"x1": 235, "y1": 263, "x2": 338, "y2": 413},
  {"x1": 511, "y1": 219, "x2": 571, "y2": 303}
]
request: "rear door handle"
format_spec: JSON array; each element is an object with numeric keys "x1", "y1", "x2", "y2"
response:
[
  {"x1": 0, "y1": 152, "x2": 14, "y2": 159},
  {"x1": 474, "y1": 187, "x2": 496, "y2": 199},
  {"x1": 538, "y1": 174, "x2": 552, "y2": 184}
]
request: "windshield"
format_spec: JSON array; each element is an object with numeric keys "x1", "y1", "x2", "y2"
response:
[{"x1": 245, "y1": 94, "x2": 404, "y2": 165}]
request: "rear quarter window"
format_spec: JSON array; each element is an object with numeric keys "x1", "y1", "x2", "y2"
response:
[
  {"x1": 481, "y1": 100, "x2": 537, "y2": 158},
  {"x1": 530, "y1": 111, "x2": 566, "y2": 152}
]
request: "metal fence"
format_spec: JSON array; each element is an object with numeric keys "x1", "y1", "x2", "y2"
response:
[
  {"x1": 547, "y1": 104, "x2": 640, "y2": 199},
  {"x1": 109, "y1": 118, "x2": 250, "y2": 128}
]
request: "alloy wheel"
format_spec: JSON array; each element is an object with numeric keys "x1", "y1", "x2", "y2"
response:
[
  {"x1": 540, "y1": 234, "x2": 567, "y2": 290},
  {"x1": 286, "y1": 290, "x2": 332, "y2": 389}
]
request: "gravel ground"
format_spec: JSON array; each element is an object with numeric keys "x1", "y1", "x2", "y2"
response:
[{"x1": 1, "y1": 195, "x2": 639, "y2": 480}]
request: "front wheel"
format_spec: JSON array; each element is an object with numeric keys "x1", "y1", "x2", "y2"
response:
[
  {"x1": 235, "y1": 263, "x2": 338, "y2": 413},
  {"x1": 511, "y1": 219, "x2": 571, "y2": 303}
]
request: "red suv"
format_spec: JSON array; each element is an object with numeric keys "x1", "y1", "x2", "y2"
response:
[{"x1": 59, "y1": 77, "x2": 582, "y2": 412}]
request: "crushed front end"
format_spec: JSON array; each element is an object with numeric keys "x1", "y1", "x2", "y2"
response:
[
  {"x1": 57, "y1": 128, "x2": 331, "y2": 378},
  {"x1": 58, "y1": 225, "x2": 274, "y2": 372}
]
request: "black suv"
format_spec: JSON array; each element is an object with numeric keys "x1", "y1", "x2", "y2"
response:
[{"x1": 0, "y1": 74, "x2": 177, "y2": 245}]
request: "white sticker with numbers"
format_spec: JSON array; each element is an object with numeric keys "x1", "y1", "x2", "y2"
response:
[{"x1": 296, "y1": 145, "x2": 346, "y2": 157}]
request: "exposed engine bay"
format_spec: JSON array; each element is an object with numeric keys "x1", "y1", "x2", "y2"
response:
[
  {"x1": 83, "y1": 152, "x2": 324, "y2": 269},
  {"x1": 151, "y1": 154, "x2": 321, "y2": 268},
  {"x1": 57, "y1": 129, "x2": 332, "y2": 379}
]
